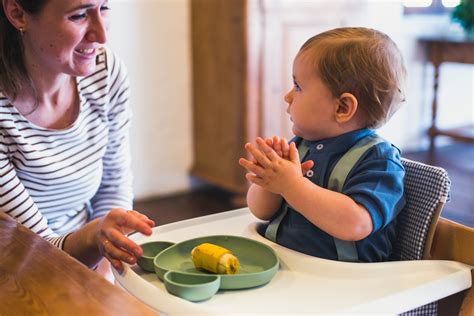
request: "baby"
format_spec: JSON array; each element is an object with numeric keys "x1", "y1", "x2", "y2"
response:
[{"x1": 239, "y1": 27, "x2": 406, "y2": 262}]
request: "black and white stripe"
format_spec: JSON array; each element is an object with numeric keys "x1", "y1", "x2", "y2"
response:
[{"x1": 0, "y1": 47, "x2": 133, "y2": 249}]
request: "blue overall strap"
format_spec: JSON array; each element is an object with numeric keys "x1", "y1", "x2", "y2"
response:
[
  {"x1": 265, "y1": 140, "x2": 310, "y2": 242},
  {"x1": 328, "y1": 134, "x2": 384, "y2": 262}
]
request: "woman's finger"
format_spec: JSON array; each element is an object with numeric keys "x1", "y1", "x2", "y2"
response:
[
  {"x1": 127, "y1": 210, "x2": 155, "y2": 228},
  {"x1": 102, "y1": 246, "x2": 124, "y2": 271},
  {"x1": 115, "y1": 210, "x2": 154, "y2": 237}
]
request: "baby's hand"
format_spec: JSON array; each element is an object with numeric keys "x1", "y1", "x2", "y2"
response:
[
  {"x1": 264, "y1": 136, "x2": 290, "y2": 160},
  {"x1": 239, "y1": 137, "x2": 313, "y2": 195}
]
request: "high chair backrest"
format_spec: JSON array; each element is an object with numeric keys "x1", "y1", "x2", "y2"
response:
[
  {"x1": 394, "y1": 158, "x2": 451, "y2": 316},
  {"x1": 392, "y1": 158, "x2": 451, "y2": 261}
]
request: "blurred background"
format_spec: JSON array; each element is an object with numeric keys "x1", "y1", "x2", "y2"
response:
[{"x1": 107, "y1": 0, "x2": 473, "y2": 226}]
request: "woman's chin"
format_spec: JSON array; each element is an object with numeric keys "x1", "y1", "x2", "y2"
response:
[{"x1": 72, "y1": 65, "x2": 97, "y2": 78}]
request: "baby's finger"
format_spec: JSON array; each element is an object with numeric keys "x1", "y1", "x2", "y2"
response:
[
  {"x1": 245, "y1": 173, "x2": 265, "y2": 187},
  {"x1": 256, "y1": 137, "x2": 280, "y2": 162},
  {"x1": 239, "y1": 158, "x2": 265, "y2": 176},
  {"x1": 301, "y1": 160, "x2": 314, "y2": 174},
  {"x1": 288, "y1": 142, "x2": 300, "y2": 163},
  {"x1": 244, "y1": 142, "x2": 272, "y2": 168},
  {"x1": 281, "y1": 138, "x2": 290, "y2": 159},
  {"x1": 272, "y1": 136, "x2": 283, "y2": 157}
]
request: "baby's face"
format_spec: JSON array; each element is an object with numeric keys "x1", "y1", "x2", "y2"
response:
[{"x1": 284, "y1": 52, "x2": 340, "y2": 141}]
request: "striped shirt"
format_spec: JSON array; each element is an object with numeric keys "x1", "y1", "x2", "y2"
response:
[{"x1": 0, "y1": 47, "x2": 133, "y2": 249}]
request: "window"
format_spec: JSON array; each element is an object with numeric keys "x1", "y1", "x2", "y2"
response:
[{"x1": 403, "y1": 0, "x2": 460, "y2": 14}]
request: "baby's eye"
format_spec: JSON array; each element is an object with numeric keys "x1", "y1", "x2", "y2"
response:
[{"x1": 293, "y1": 81, "x2": 301, "y2": 92}]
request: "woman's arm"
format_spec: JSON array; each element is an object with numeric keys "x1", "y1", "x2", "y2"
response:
[{"x1": 90, "y1": 50, "x2": 134, "y2": 218}]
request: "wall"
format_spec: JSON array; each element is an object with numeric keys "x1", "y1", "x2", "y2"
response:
[
  {"x1": 107, "y1": 0, "x2": 473, "y2": 199},
  {"x1": 107, "y1": 0, "x2": 192, "y2": 199}
]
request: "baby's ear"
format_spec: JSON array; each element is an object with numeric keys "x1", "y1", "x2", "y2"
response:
[{"x1": 335, "y1": 93, "x2": 358, "y2": 123}]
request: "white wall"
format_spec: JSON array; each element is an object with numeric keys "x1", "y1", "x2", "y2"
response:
[
  {"x1": 107, "y1": 0, "x2": 473, "y2": 199},
  {"x1": 108, "y1": 0, "x2": 192, "y2": 199},
  {"x1": 380, "y1": 10, "x2": 474, "y2": 150}
]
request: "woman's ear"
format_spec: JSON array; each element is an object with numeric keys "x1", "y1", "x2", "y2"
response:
[
  {"x1": 335, "y1": 92, "x2": 358, "y2": 123},
  {"x1": 2, "y1": 0, "x2": 27, "y2": 31}
]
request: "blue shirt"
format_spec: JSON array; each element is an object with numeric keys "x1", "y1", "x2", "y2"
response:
[{"x1": 259, "y1": 129, "x2": 405, "y2": 262}]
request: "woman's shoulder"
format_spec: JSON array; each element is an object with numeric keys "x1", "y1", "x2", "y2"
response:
[{"x1": 0, "y1": 94, "x2": 16, "y2": 119}]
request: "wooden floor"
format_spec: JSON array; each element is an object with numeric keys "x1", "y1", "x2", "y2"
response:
[{"x1": 134, "y1": 143, "x2": 474, "y2": 228}]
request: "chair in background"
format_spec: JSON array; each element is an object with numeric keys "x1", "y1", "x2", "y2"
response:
[{"x1": 392, "y1": 158, "x2": 451, "y2": 315}]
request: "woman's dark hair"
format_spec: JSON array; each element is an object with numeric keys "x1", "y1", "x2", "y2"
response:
[{"x1": 0, "y1": 0, "x2": 47, "y2": 100}]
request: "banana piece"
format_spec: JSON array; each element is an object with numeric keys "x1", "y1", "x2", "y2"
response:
[{"x1": 191, "y1": 243, "x2": 240, "y2": 274}]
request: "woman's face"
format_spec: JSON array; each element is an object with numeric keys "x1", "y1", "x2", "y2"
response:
[{"x1": 22, "y1": 0, "x2": 110, "y2": 78}]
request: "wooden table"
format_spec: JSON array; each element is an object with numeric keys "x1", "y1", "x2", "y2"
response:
[
  {"x1": 418, "y1": 35, "x2": 474, "y2": 152},
  {"x1": 0, "y1": 212, "x2": 158, "y2": 315}
]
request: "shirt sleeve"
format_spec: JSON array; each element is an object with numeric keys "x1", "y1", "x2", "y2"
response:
[
  {"x1": 0, "y1": 134, "x2": 69, "y2": 249},
  {"x1": 342, "y1": 142, "x2": 405, "y2": 233},
  {"x1": 89, "y1": 49, "x2": 133, "y2": 218}
]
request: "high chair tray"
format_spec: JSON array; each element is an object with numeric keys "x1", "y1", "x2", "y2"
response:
[{"x1": 114, "y1": 208, "x2": 472, "y2": 315}]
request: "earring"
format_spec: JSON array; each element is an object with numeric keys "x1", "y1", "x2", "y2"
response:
[{"x1": 19, "y1": 27, "x2": 25, "y2": 35}]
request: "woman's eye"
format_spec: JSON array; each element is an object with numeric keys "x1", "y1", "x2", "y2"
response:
[
  {"x1": 100, "y1": 5, "x2": 111, "y2": 12},
  {"x1": 69, "y1": 13, "x2": 87, "y2": 21}
]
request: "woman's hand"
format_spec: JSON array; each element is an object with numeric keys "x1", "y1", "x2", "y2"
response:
[{"x1": 96, "y1": 209, "x2": 155, "y2": 272}]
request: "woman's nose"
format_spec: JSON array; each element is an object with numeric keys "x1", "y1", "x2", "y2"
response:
[{"x1": 86, "y1": 15, "x2": 108, "y2": 44}]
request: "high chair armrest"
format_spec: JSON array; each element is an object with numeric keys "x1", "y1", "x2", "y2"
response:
[{"x1": 430, "y1": 217, "x2": 474, "y2": 316}]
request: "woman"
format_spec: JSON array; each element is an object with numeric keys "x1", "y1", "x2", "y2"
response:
[{"x1": 0, "y1": 0, "x2": 154, "y2": 273}]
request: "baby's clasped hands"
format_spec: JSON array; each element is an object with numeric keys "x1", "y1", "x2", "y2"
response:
[{"x1": 239, "y1": 137, "x2": 314, "y2": 195}]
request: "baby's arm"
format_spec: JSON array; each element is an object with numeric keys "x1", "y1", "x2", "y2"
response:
[
  {"x1": 243, "y1": 138, "x2": 372, "y2": 241},
  {"x1": 245, "y1": 184, "x2": 283, "y2": 220}
]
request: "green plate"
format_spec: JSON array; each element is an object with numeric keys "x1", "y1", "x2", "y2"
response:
[{"x1": 153, "y1": 235, "x2": 279, "y2": 290}]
